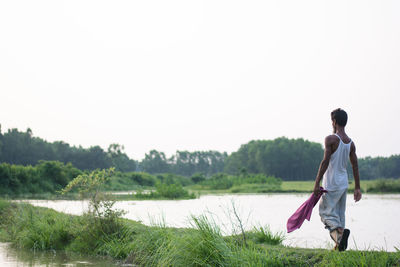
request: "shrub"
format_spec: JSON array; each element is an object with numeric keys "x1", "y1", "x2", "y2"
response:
[
  {"x1": 191, "y1": 173, "x2": 206, "y2": 183},
  {"x1": 202, "y1": 174, "x2": 234, "y2": 190},
  {"x1": 134, "y1": 182, "x2": 195, "y2": 199}
]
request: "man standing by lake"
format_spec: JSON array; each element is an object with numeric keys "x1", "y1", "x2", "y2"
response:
[{"x1": 313, "y1": 108, "x2": 362, "y2": 251}]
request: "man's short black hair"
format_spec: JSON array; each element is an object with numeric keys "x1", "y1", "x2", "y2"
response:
[{"x1": 331, "y1": 108, "x2": 348, "y2": 127}]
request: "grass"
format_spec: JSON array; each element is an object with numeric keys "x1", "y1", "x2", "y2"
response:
[
  {"x1": 0, "y1": 199, "x2": 399, "y2": 266},
  {"x1": 366, "y1": 179, "x2": 400, "y2": 193},
  {"x1": 3, "y1": 178, "x2": 398, "y2": 202},
  {"x1": 281, "y1": 179, "x2": 400, "y2": 194},
  {"x1": 114, "y1": 183, "x2": 196, "y2": 200},
  {"x1": 246, "y1": 225, "x2": 286, "y2": 245},
  {"x1": 188, "y1": 179, "x2": 400, "y2": 196}
]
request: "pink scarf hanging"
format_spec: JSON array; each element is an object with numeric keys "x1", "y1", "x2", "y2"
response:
[{"x1": 287, "y1": 187, "x2": 327, "y2": 233}]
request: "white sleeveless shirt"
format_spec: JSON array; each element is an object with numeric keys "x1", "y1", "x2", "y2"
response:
[{"x1": 322, "y1": 134, "x2": 352, "y2": 191}]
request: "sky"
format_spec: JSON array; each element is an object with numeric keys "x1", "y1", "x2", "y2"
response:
[{"x1": 1, "y1": 0, "x2": 399, "y2": 160}]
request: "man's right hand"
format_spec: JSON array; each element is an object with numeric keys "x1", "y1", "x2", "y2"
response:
[
  {"x1": 354, "y1": 188, "x2": 362, "y2": 202},
  {"x1": 313, "y1": 183, "x2": 321, "y2": 196}
]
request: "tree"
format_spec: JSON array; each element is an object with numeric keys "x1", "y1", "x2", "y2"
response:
[
  {"x1": 141, "y1": 150, "x2": 169, "y2": 174},
  {"x1": 224, "y1": 137, "x2": 324, "y2": 180},
  {"x1": 107, "y1": 143, "x2": 136, "y2": 172}
]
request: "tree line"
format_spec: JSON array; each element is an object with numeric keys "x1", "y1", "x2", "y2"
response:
[
  {"x1": 224, "y1": 137, "x2": 324, "y2": 180},
  {"x1": 0, "y1": 126, "x2": 399, "y2": 180},
  {"x1": 140, "y1": 150, "x2": 227, "y2": 176},
  {"x1": 0, "y1": 127, "x2": 136, "y2": 172}
]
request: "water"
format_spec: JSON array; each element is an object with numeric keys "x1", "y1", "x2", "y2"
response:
[
  {"x1": 0, "y1": 242, "x2": 121, "y2": 267},
  {"x1": 24, "y1": 193, "x2": 400, "y2": 252}
]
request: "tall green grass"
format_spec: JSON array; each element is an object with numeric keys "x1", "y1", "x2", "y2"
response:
[
  {"x1": 122, "y1": 182, "x2": 196, "y2": 200},
  {"x1": 246, "y1": 225, "x2": 285, "y2": 245},
  {"x1": 366, "y1": 179, "x2": 400, "y2": 193},
  {"x1": 198, "y1": 173, "x2": 282, "y2": 191},
  {"x1": 0, "y1": 201, "x2": 399, "y2": 266}
]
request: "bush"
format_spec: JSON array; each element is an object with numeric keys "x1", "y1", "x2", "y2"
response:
[
  {"x1": 0, "y1": 161, "x2": 81, "y2": 196},
  {"x1": 130, "y1": 172, "x2": 157, "y2": 186},
  {"x1": 191, "y1": 173, "x2": 206, "y2": 183},
  {"x1": 156, "y1": 173, "x2": 193, "y2": 186},
  {"x1": 134, "y1": 182, "x2": 195, "y2": 200},
  {"x1": 201, "y1": 174, "x2": 234, "y2": 190}
]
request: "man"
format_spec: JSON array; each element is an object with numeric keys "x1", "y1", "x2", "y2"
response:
[{"x1": 313, "y1": 108, "x2": 362, "y2": 251}]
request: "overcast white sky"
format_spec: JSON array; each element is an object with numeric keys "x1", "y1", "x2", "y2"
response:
[{"x1": 1, "y1": 0, "x2": 399, "y2": 160}]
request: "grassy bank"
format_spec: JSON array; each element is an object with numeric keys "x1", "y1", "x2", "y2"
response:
[
  {"x1": 114, "y1": 182, "x2": 196, "y2": 200},
  {"x1": 188, "y1": 179, "x2": 400, "y2": 195},
  {"x1": 0, "y1": 200, "x2": 398, "y2": 266},
  {"x1": 2, "y1": 178, "x2": 398, "y2": 201}
]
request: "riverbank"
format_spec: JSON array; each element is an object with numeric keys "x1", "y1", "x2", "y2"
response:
[
  {"x1": 0, "y1": 200, "x2": 398, "y2": 266},
  {"x1": 1, "y1": 179, "x2": 398, "y2": 201},
  {"x1": 187, "y1": 179, "x2": 400, "y2": 195}
]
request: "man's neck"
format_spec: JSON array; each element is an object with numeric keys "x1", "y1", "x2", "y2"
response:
[{"x1": 335, "y1": 127, "x2": 345, "y2": 135}]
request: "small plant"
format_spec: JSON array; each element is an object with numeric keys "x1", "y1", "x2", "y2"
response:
[{"x1": 61, "y1": 168, "x2": 125, "y2": 235}]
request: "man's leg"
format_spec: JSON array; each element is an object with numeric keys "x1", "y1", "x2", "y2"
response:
[
  {"x1": 319, "y1": 189, "x2": 346, "y2": 248},
  {"x1": 337, "y1": 189, "x2": 350, "y2": 251}
]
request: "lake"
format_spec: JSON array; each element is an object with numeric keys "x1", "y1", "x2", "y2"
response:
[{"x1": 24, "y1": 193, "x2": 400, "y2": 252}]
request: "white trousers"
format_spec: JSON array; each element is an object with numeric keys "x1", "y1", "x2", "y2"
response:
[{"x1": 319, "y1": 188, "x2": 347, "y2": 231}]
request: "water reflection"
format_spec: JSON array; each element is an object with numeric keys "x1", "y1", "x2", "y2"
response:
[{"x1": 0, "y1": 242, "x2": 121, "y2": 267}]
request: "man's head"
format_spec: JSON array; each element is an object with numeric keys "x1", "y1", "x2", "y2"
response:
[{"x1": 331, "y1": 108, "x2": 347, "y2": 132}]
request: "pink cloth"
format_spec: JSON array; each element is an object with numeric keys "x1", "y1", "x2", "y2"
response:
[{"x1": 286, "y1": 187, "x2": 327, "y2": 233}]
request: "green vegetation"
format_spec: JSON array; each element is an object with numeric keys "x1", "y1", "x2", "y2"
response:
[
  {"x1": 103, "y1": 171, "x2": 157, "y2": 191},
  {"x1": 365, "y1": 179, "x2": 400, "y2": 193},
  {"x1": 246, "y1": 225, "x2": 286, "y2": 245},
  {"x1": 2, "y1": 126, "x2": 400, "y2": 181},
  {"x1": 224, "y1": 138, "x2": 324, "y2": 180},
  {"x1": 282, "y1": 179, "x2": 400, "y2": 194},
  {"x1": 188, "y1": 173, "x2": 283, "y2": 194},
  {"x1": 198, "y1": 173, "x2": 282, "y2": 191},
  {"x1": 0, "y1": 127, "x2": 136, "y2": 171},
  {"x1": 190, "y1": 179, "x2": 400, "y2": 195},
  {"x1": 141, "y1": 150, "x2": 227, "y2": 176},
  {"x1": 0, "y1": 161, "x2": 81, "y2": 196},
  {"x1": 358, "y1": 155, "x2": 400, "y2": 180},
  {"x1": 1, "y1": 160, "x2": 398, "y2": 199},
  {"x1": 0, "y1": 200, "x2": 399, "y2": 266},
  {"x1": 117, "y1": 182, "x2": 196, "y2": 200},
  {"x1": 0, "y1": 162, "x2": 196, "y2": 199}
]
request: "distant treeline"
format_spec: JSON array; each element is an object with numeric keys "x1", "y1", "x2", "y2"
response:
[
  {"x1": 0, "y1": 127, "x2": 226, "y2": 176},
  {"x1": 0, "y1": 126, "x2": 399, "y2": 180},
  {"x1": 0, "y1": 127, "x2": 136, "y2": 172},
  {"x1": 224, "y1": 138, "x2": 324, "y2": 180},
  {"x1": 140, "y1": 150, "x2": 227, "y2": 176}
]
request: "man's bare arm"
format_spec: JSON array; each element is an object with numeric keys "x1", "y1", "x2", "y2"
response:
[
  {"x1": 350, "y1": 142, "x2": 362, "y2": 202},
  {"x1": 313, "y1": 136, "x2": 335, "y2": 195}
]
